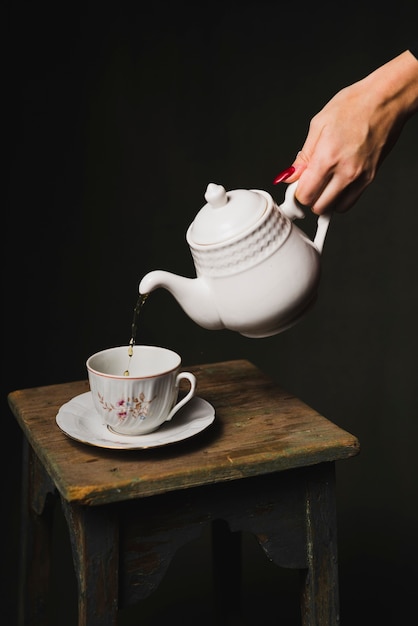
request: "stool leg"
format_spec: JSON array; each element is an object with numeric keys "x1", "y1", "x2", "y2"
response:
[
  {"x1": 300, "y1": 462, "x2": 340, "y2": 626},
  {"x1": 18, "y1": 439, "x2": 56, "y2": 626},
  {"x1": 212, "y1": 519, "x2": 243, "y2": 625},
  {"x1": 61, "y1": 501, "x2": 119, "y2": 626}
]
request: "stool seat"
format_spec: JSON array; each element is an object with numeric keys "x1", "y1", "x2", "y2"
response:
[{"x1": 8, "y1": 359, "x2": 360, "y2": 625}]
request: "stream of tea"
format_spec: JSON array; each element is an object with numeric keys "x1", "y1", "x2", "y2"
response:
[{"x1": 123, "y1": 293, "x2": 149, "y2": 376}]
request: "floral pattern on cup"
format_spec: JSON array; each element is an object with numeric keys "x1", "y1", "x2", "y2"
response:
[
  {"x1": 97, "y1": 392, "x2": 157, "y2": 424},
  {"x1": 86, "y1": 346, "x2": 197, "y2": 435}
]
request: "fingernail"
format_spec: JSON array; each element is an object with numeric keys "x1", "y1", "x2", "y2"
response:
[{"x1": 273, "y1": 166, "x2": 295, "y2": 185}]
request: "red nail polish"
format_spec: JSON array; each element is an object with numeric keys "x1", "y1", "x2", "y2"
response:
[{"x1": 273, "y1": 166, "x2": 295, "y2": 185}]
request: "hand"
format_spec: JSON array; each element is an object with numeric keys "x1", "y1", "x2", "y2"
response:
[{"x1": 274, "y1": 50, "x2": 418, "y2": 214}]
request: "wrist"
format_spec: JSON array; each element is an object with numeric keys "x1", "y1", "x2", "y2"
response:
[{"x1": 366, "y1": 51, "x2": 418, "y2": 120}]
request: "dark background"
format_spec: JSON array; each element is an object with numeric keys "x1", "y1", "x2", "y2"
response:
[{"x1": 4, "y1": 1, "x2": 418, "y2": 624}]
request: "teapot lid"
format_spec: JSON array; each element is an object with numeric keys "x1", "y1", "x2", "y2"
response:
[{"x1": 188, "y1": 183, "x2": 268, "y2": 245}]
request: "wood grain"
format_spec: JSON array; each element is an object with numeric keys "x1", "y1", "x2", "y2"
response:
[{"x1": 8, "y1": 359, "x2": 359, "y2": 505}]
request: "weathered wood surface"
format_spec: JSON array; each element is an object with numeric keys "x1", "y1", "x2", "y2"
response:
[{"x1": 8, "y1": 359, "x2": 359, "y2": 506}]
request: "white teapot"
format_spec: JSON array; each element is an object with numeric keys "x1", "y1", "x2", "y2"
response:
[{"x1": 139, "y1": 182, "x2": 331, "y2": 338}]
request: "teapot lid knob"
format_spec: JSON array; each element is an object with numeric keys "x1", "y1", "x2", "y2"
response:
[
  {"x1": 188, "y1": 182, "x2": 269, "y2": 245},
  {"x1": 204, "y1": 183, "x2": 228, "y2": 208}
]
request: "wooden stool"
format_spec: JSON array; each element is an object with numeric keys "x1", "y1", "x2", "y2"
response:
[{"x1": 8, "y1": 359, "x2": 359, "y2": 626}]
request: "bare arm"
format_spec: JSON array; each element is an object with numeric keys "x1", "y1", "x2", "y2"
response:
[{"x1": 275, "y1": 49, "x2": 418, "y2": 214}]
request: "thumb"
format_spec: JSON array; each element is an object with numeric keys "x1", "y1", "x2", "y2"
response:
[{"x1": 273, "y1": 152, "x2": 308, "y2": 185}]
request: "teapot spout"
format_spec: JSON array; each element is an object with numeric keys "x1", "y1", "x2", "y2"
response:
[{"x1": 139, "y1": 270, "x2": 224, "y2": 330}]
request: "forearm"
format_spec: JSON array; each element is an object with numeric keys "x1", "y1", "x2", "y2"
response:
[{"x1": 363, "y1": 50, "x2": 418, "y2": 123}]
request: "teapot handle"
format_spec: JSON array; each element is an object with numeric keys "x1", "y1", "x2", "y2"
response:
[
  {"x1": 279, "y1": 181, "x2": 306, "y2": 220},
  {"x1": 278, "y1": 181, "x2": 331, "y2": 254}
]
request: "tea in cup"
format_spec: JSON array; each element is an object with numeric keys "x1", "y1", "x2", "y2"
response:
[{"x1": 86, "y1": 345, "x2": 196, "y2": 435}]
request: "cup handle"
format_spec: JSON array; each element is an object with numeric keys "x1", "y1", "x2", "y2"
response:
[{"x1": 166, "y1": 372, "x2": 197, "y2": 421}]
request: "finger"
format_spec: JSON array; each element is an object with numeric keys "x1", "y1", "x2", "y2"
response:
[
  {"x1": 294, "y1": 163, "x2": 333, "y2": 208},
  {"x1": 310, "y1": 176, "x2": 366, "y2": 214}
]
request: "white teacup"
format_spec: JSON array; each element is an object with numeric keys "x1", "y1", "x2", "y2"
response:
[{"x1": 86, "y1": 345, "x2": 196, "y2": 435}]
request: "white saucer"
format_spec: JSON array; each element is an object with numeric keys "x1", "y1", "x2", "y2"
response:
[{"x1": 56, "y1": 392, "x2": 215, "y2": 450}]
